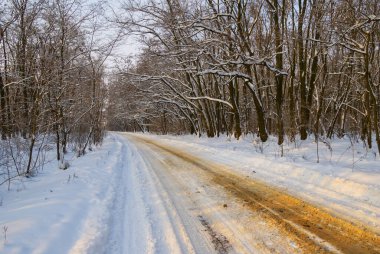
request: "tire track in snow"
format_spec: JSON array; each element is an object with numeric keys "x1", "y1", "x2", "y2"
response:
[
  {"x1": 99, "y1": 133, "x2": 215, "y2": 254},
  {"x1": 124, "y1": 134, "x2": 216, "y2": 254},
  {"x1": 105, "y1": 134, "x2": 155, "y2": 254}
]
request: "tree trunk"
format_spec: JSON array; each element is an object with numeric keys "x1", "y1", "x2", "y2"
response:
[{"x1": 298, "y1": 0, "x2": 308, "y2": 140}]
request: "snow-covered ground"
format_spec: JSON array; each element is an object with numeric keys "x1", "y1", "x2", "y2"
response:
[
  {"x1": 1, "y1": 132, "x2": 379, "y2": 254},
  {"x1": 0, "y1": 135, "x2": 123, "y2": 254},
  {"x1": 0, "y1": 133, "x2": 216, "y2": 254}
]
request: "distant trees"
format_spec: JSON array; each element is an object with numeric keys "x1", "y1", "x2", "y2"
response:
[
  {"x1": 109, "y1": 0, "x2": 380, "y2": 153},
  {"x1": 0, "y1": 0, "x2": 109, "y2": 180}
]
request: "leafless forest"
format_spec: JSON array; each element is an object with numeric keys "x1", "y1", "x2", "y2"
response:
[
  {"x1": 107, "y1": 0, "x2": 380, "y2": 153},
  {"x1": 0, "y1": 0, "x2": 113, "y2": 180},
  {"x1": 1, "y1": 0, "x2": 380, "y2": 181}
]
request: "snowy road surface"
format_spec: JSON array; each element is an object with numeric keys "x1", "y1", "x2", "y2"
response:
[
  {"x1": 122, "y1": 133, "x2": 380, "y2": 254},
  {"x1": 1, "y1": 132, "x2": 380, "y2": 254}
]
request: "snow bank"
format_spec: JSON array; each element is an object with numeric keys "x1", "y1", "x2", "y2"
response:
[{"x1": 0, "y1": 134, "x2": 124, "y2": 254}]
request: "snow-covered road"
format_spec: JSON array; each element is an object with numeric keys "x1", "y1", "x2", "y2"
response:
[
  {"x1": 106, "y1": 133, "x2": 216, "y2": 254},
  {"x1": 1, "y1": 132, "x2": 380, "y2": 254},
  {"x1": 122, "y1": 134, "x2": 296, "y2": 254},
  {"x1": 123, "y1": 133, "x2": 380, "y2": 254}
]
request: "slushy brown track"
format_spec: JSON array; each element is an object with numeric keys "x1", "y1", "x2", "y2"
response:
[{"x1": 128, "y1": 134, "x2": 380, "y2": 254}]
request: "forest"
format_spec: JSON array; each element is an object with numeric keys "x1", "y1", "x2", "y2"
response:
[
  {"x1": 0, "y1": 0, "x2": 114, "y2": 181},
  {"x1": 1, "y1": 0, "x2": 380, "y2": 180},
  {"x1": 107, "y1": 0, "x2": 380, "y2": 154}
]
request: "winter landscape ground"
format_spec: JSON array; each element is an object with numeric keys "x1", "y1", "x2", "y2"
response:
[{"x1": 1, "y1": 132, "x2": 380, "y2": 254}]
